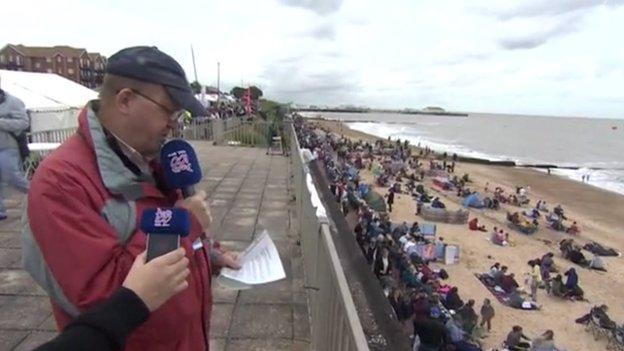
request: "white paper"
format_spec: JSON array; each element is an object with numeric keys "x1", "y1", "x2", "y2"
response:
[{"x1": 218, "y1": 230, "x2": 286, "y2": 290}]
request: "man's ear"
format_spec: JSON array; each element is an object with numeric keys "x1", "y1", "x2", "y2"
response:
[{"x1": 115, "y1": 88, "x2": 134, "y2": 115}]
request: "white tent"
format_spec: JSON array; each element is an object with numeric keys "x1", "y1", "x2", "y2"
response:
[
  {"x1": 0, "y1": 69, "x2": 97, "y2": 132},
  {"x1": 195, "y1": 93, "x2": 219, "y2": 107}
]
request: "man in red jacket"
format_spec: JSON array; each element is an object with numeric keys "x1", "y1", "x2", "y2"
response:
[{"x1": 22, "y1": 46, "x2": 238, "y2": 351}]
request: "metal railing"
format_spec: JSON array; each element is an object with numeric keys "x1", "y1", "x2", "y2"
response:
[
  {"x1": 288, "y1": 121, "x2": 370, "y2": 351},
  {"x1": 216, "y1": 120, "x2": 271, "y2": 147},
  {"x1": 30, "y1": 128, "x2": 77, "y2": 144}
]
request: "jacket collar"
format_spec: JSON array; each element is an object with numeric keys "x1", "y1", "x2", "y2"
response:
[{"x1": 78, "y1": 100, "x2": 166, "y2": 200}]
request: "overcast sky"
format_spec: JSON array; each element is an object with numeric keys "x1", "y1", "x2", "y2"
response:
[{"x1": 2, "y1": 0, "x2": 623, "y2": 118}]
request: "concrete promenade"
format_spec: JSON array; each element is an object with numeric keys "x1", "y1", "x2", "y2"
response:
[{"x1": 0, "y1": 142, "x2": 310, "y2": 350}]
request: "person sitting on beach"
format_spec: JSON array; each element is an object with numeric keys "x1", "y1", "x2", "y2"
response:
[
  {"x1": 564, "y1": 267, "x2": 584, "y2": 300},
  {"x1": 559, "y1": 238, "x2": 574, "y2": 256},
  {"x1": 490, "y1": 226, "x2": 498, "y2": 237},
  {"x1": 491, "y1": 230, "x2": 508, "y2": 246},
  {"x1": 431, "y1": 197, "x2": 446, "y2": 209},
  {"x1": 409, "y1": 221, "x2": 421, "y2": 235},
  {"x1": 588, "y1": 254, "x2": 607, "y2": 272},
  {"x1": 523, "y1": 208, "x2": 541, "y2": 219},
  {"x1": 487, "y1": 263, "x2": 501, "y2": 279},
  {"x1": 402, "y1": 264, "x2": 421, "y2": 289},
  {"x1": 553, "y1": 204, "x2": 567, "y2": 220},
  {"x1": 494, "y1": 265, "x2": 509, "y2": 286},
  {"x1": 539, "y1": 253, "x2": 555, "y2": 282},
  {"x1": 500, "y1": 272, "x2": 520, "y2": 294},
  {"x1": 549, "y1": 275, "x2": 567, "y2": 297},
  {"x1": 540, "y1": 252, "x2": 556, "y2": 273},
  {"x1": 468, "y1": 218, "x2": 486, "y2": 232},
  {"x1": 508, "y1": 212, "x2": 521, "y2": 225},
  {"x1": 443, "y1": 287, "x2": 464, "y2": 311},
  {"x1": 567, "y1": 246, "x2": 589, "y2": 266},
  {"x1": 550, "y1": 218, "x2": 565, "y2": 231},
  {"x1": 531, "y1": 330, "x2": 556, "y2": 351},
  {"x1": 566, "y1": 221, "x2": 580, "y2": 235},
  {"x1": 505, "y1": 325, "x2": 532, "y2": 350}
]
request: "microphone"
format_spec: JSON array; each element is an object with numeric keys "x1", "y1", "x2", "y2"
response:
[
  {"x1": 140, "y1": 207, "x2": 191, "y2": 261},
  {"x1": 160, "y1": 139, "x2": 203, "y2": 198}
]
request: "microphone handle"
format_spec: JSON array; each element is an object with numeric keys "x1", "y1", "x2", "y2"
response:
[{"x1": 182, "y1": 186, "x2": 196, "y2": 198}]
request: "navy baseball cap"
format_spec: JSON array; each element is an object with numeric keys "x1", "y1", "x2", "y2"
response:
[{"x1": 105, "y1": 46, "x2": 205, "y2": 117}]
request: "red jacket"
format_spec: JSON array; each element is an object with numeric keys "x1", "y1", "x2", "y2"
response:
[{"x1": 23, "y1": 102, "x2": 212, "y2": 350}]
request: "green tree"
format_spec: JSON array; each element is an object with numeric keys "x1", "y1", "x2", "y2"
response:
[
  {"x1": 190, "y1": 81, "x2": 202, "y2": 94},
  {"x1": 249, "y1": 86, "x2": 263, "y2": 100},
  {"x1": 230, "y1": 86, "x2": 246, "y2": 99},
  {"x1": 230, "y1": 86, "x2": 263, "y2": 100}
]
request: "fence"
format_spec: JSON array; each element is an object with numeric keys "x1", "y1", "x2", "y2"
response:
[
  {"x1": 30, "y1": 127, "x2": 77, "y2": 144},
  {"x1": 288, "y1": 121, "x2": 370, "y2": 351}
]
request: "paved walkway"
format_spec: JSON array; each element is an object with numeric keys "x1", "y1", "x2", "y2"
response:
[{"x1": 0, "y1": 142, "x2": 310, "y2": 351}]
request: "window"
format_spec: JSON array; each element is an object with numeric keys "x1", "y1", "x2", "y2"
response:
[
  {"x1": 68, "y1": 68, "x2": 74, "y2": 75},
  {"x1": 68, "y1": 57, "x2": 73, "y2": 63},
  {"x1": 35, "y1": 62, "x2": 41, "y2": 68},
  {"x1": 58, "y1": 68, "x2": 62, "y2": 74},
  {"x1": 16, "y1": 56, "x2": 21, "y2": 65},
  {"x1": 46, "y1": 57, "x2": 51, "y2": 63},
  {"x1": 0, "y1": 55, "x2": 4, "y2": 63},
  {"x1": 9, "y1": 55, "x2": 14, "y2": 62},
  {"x1": 47, "y1": 69, "x2": 52, "y2": 73},
  {"x1": 57, "y1": 56, "x2": 62, "y2": 62}
]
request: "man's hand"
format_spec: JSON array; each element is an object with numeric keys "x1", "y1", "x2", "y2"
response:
[
  {"x1": 176, "y1": 190, "x2": 212, "y2": 230},
  {"x1": 218, "y1": 251, "x2": 242, "y2": 270},
  {"x1": 122, "y1": 248, "x2": 190, "y2": 311}
]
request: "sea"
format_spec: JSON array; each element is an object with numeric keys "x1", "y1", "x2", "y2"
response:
[{"x1": 301, "y1": 112, "x2": 624, "y2": 196}]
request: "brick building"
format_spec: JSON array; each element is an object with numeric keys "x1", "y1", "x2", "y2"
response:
[{"x1": 0, "y1": 44, "x2": 107, "y2": 88}]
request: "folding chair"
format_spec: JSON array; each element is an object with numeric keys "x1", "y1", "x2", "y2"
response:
[{"x1": 420, "y1": 223, "x2": 437, "y2": 239}]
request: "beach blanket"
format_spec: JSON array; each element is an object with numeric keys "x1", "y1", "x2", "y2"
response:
[
  {"x1": 475, "y1": 274, "x2": 509, "y2": 306},
  {"x1": 474, "y1": 274, "x2": 538, "y2": 311},
  {"x1": 433, "y1": 177, "x2": 453, "y2": 190}
]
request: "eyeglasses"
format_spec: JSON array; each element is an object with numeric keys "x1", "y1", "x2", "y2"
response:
[{"x1": 129, "y1": 89, "x2": 186, "y2": 122}]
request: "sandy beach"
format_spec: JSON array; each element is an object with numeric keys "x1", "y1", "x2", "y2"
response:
[{"x1": 312, "y1": 118, "x2": 624, "y2": 351}]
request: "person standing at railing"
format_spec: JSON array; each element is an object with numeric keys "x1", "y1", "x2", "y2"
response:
[{"x1": 0, "y1": 87, "x2": 30, "y2": 220}]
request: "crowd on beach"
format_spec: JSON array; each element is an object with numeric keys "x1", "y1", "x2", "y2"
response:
[{"x1": 293, "y1": 116, "x2": 623, "y2": 351}]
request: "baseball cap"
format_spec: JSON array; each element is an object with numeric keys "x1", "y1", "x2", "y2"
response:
[{"x1": 105, "y1": 46, "x2": 205, "y2": 117}]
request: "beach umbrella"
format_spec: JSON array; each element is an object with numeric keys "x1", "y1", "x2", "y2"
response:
[{"x1": 364, "y1": 190, "x2": 387, "y2": 212}]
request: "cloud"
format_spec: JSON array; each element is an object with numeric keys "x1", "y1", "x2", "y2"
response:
[
  {"x1": 498, "y1": 36, "x2": 549, "y2": 50},
  {"x1": 260, "y1": 58, "x2": 359, "y2": 104},
  {"x1": 497, "y1": 12, "x2": 583, "y2": 50},
  {"x1": 277, "y1": 0, "x2": 344, "y2": 15},
  {"x1": 438, "y1": 52, "x2": 492, "y2": 65},
  {"x1": 308, "y1": 23, "x2": 336, "y2": 40},
  {"x1": 475, "y1": 0, "x2": 622, "y2": 20}
]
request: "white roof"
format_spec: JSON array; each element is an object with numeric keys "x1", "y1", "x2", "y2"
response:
[
  {"x1": 0, "y1": 69, "x2": 97, "y2": 111},
  {"x1": 195, "y1": 93, "x2": 219, "y2": 103}
]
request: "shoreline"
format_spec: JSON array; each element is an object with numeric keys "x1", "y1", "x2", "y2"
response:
[
  {"x1": 309, "y1": 116, "x2": 624, "y2": 196},
  {"x1": 309, "y1": 117, "x2": 624, "y2": 351}
]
